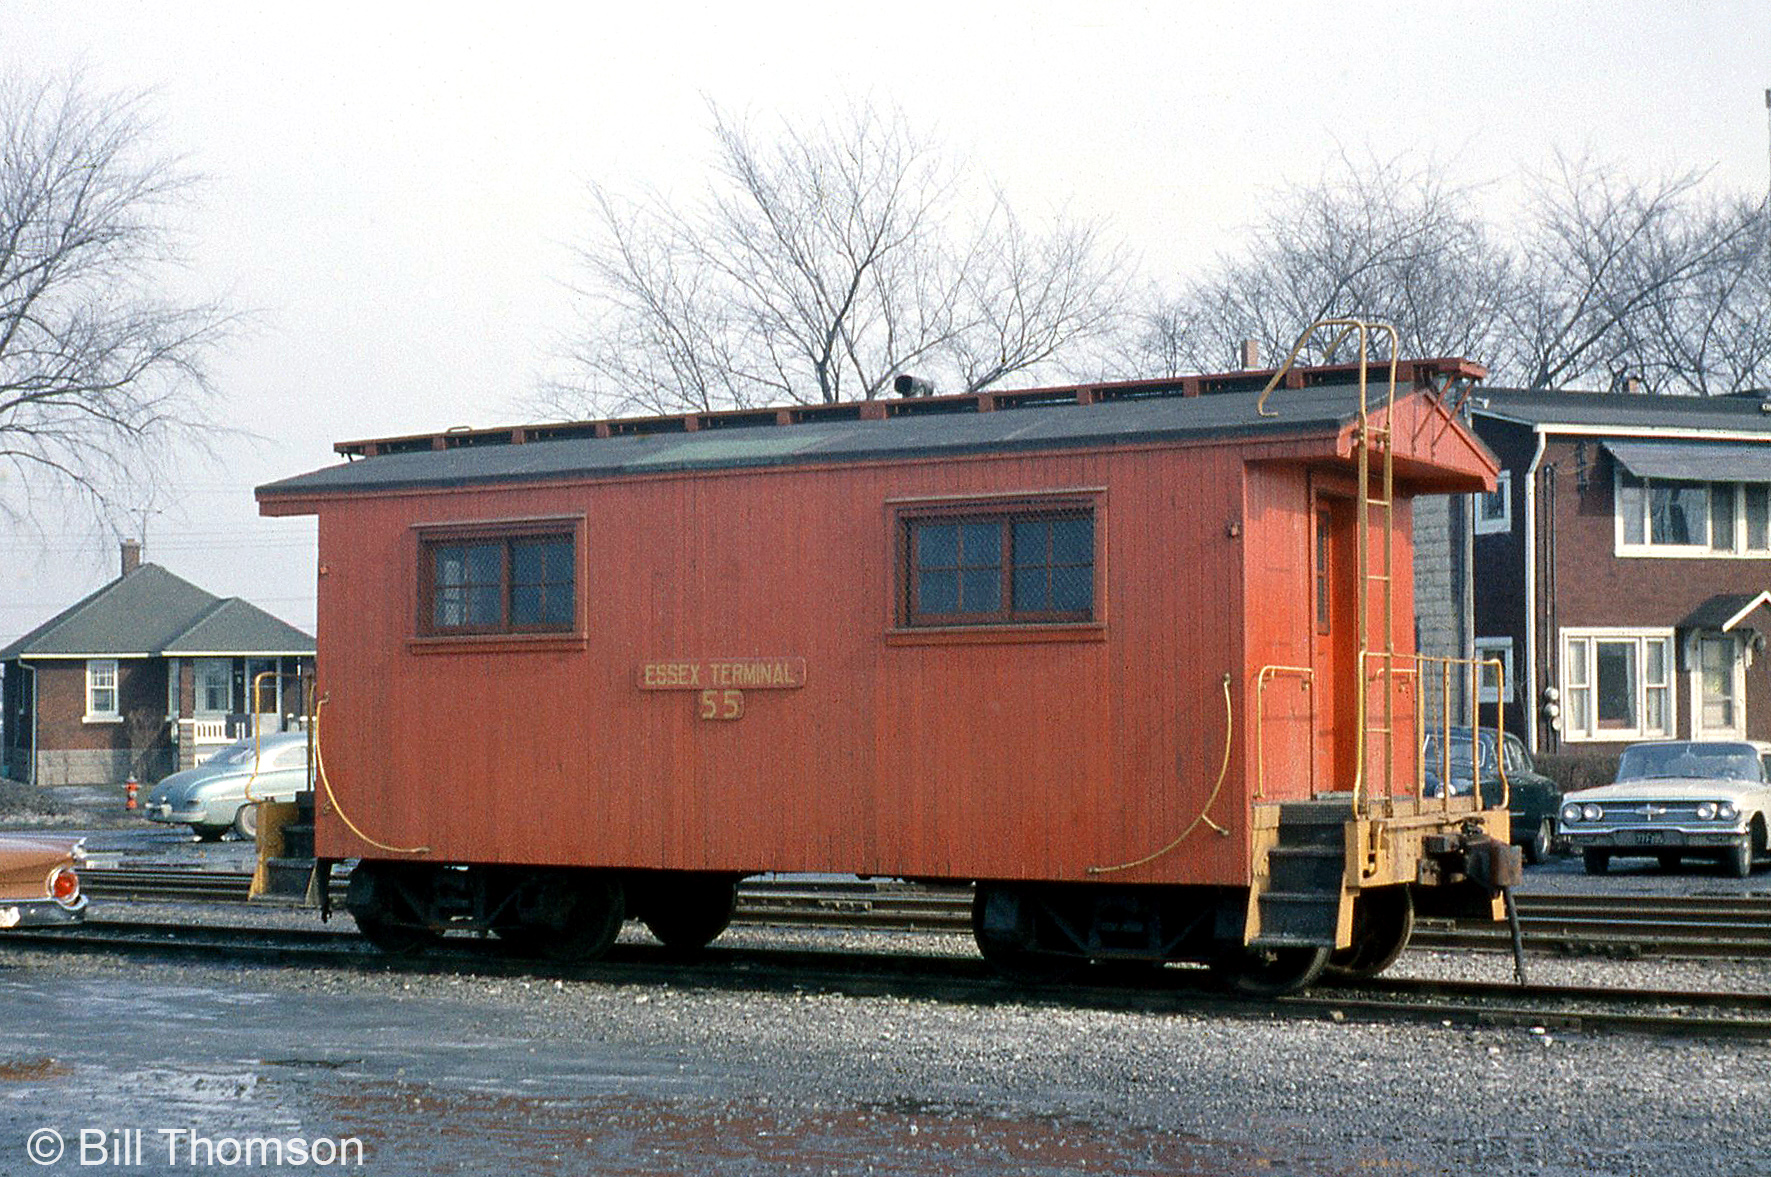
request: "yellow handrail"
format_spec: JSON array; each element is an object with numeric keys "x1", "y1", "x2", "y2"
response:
[{"x1": 1253, "y1": 665, "x2": 1313, "y2": 799}]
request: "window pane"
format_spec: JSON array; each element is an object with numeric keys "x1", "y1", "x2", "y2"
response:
[
  {"x1": 1620, "y1": 474, "x2": 1645, "y2": 545},
  {"x1": 1012, "y1": 564, "x2": 1048, "y2": 610},
  {"x1": 543, "y1": 589, "x2": 574, "y2": 625},
  {"x1": 1564, "y1": 637, "x2": 1588, "y2": 687},
  {"x1": 512, "y1": 543, "x2": 543, "y2": 582},
  {"x1": 467, "y1": 585, "x2": 501, "y2": 626},
  {"x1": 1747, "y1": 485, "x2": 1770, "y2": 551},
  {"x1": 545, "y1": 542, "x2": 573, "y2": 582},
  {"x1": 1712, "y1": 484, "x2": 1736, "y2": 551},
  {"x1": 1645, "y1": 686, "x2": 1668, "y2": 734},
  {"x1": 1051, "y1": 517, "x2": 1092, "y2": 565},
  {"x1": 435, "y1": 587, "x2": 465, "y2": 629},
  {"x1": 1649, "y1": 481, "x2": 1705, "y2": 545},
  {"x1": 1012, "y1": 520, "x2": 1046, "y2": 564},
  {"x1": 961, "y1": 523, "x2": 1001, "y2": 568},
  {"x1": 1595, "y1": 641, "x2": 1637, "y2": 728},
  {"x1": 510, "y1": 584, "x2": 541, "y2": 624},
  {"x1": 1644, "y1": 639, "x2": 1667, "y2": 686},
  {"x1": 917, "y1": 523, "x2": 956, "y2": 569},
  {"x1": 960, "y1": 568, "x2": 1000, "y2": 612},
  {"x1": 1052, "y1": 565, "x2": 1092, "y2": 611},
  {"x1": 466, "y1": 544, "x2": 502, "y2": 582},
  {"x1": 918, "y1": 569, "x2": 957, "y2": 614}
]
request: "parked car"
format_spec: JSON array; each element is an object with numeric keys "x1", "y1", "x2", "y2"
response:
[
  {"x1": 1422, "y1": 727, "x2": 1564, "y2": 864},
  {"x1": 1557, "y1": 740, "x2": 1771, "y2": 877},
  {"x1": 142, "y1": 732, "x2": 311, "y2": 841},
  {"x1": 0, "y1": 835, "x2": 86, "y2": 927}
]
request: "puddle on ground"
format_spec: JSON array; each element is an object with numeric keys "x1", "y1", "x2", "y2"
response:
[{"x1": 292, "y1": 1080, "x2": 1287, "y2": 1176}]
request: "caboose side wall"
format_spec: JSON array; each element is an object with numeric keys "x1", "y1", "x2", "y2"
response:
[{"x1": 302, "y1": 437, "x2": 1344, "y2": 888}]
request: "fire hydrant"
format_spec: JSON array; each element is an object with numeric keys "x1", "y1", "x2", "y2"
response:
[{"x1": 124, "y1": 775, "x2": 139, "y2": 811}]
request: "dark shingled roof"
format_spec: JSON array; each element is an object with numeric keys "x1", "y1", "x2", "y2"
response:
[
  {"x1": 1681, "y1": 592, "x2": 1771, "y2": 634},
  {"x1": 1473, "y1": 388, "x2": 1771, "y2": 434},
  {"x1": 259, "y1": 382, "x2": 1389, "y2": 499},
  {"x1": 0, "y1": 564, "x2": 314, "y2": 660}
]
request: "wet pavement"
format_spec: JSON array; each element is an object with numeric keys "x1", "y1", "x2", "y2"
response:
[{"x1": 0, "y1": 965, "x2": 1264, "y2": 1176}]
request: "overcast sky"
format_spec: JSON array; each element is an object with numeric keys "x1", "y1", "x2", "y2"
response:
[{"x1": 2, "y1": 1, "x2": 1768, "y2": 644}]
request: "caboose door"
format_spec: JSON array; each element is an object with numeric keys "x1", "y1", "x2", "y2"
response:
[{"x1": 1310, "y1": 489, "x2": 1359, "y2": 794}]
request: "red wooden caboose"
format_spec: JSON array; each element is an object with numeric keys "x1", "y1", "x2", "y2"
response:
[{"x1": 258, "y1": 342, "x2": 1513, "y2": 991}]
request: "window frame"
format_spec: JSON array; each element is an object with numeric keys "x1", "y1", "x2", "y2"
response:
[
  {"x1": 1615, "y1": 468, "x2": 1771, "y2": 558},
  {"x1": 84, "y1": 658, "x2": 120, "y2": 723},
  {"x1": 1473, "y1": 470, "x2": 1511, "y2": 535},
  {"x1": 1558, "y1": 627, "x2": 1676, "y2": 743},
  {"x1": 416, "y1": 519, "x2": 581, "y2": 639},
  {"x1": 888, "y1": 491, "x2": 1105, "y2": 640},
  {"x1": 1690, "y1": 631, "x2": 1747, "y2": 740},
  {"x1": 1474, "y1": 636, "x2": 1514, "y2": 704},
  {"x1": 193, "y1": 658, "x2": 232, "y2": 717}
]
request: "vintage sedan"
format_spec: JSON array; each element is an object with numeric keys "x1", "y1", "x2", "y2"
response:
[
  {"x1": 0, "y1": 835, "x2": 86, "y2": 927},
  {"x1": 142, "y1": 732, "x2": 311, "y2": 841},
  {"x1": 1558, "y1": 740, "x2": 1771, "y2": 877},
  {"x1": 1423, "y1": 728, "x2": 1565, "y2": 864}
]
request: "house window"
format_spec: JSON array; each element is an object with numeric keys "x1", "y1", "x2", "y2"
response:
[
  {"x1": 195, "y1": 658, "x2": 232, "y2": 716},
  {"x1": 1474, "y1": 637, "x2": 1514, "y2": 703},
  {"x1": 1617, "y1": 471, "x2": 1771, "y2": 556},
  {"x1": 84, "y1": 659, "x2": 119, "y2": 722},
  {"x1": 421, "y1": 530, "x2": 576, "y2": 635},
  {"x1": 1474, "y1": 471, "x2": 1511, "y2": 535},
  {"x1": 1694, "y1": 633, "x2": 1745, "y2": 739},
  {"x1": 1559, "y1": 629, "x2": 1674, "y2": 742},
  {"x1": 902, "y1": 507, "x2": 1094, "y2": 627}
]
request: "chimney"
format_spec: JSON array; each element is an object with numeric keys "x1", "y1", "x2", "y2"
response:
[
  {"x1": 120, "y1": 540, "x2": 141, "y2": 576},
  {"x1": 1238, "y1": 339, "x2": 1260, "y2": 370},
  {"x1": 1625, "y1": 377, "x2": 1643, "y2": 395}
]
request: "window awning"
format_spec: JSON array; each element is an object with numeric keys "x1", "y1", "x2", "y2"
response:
[
  {"x1": 1680, "y1": 591, "x2": 1771, "y2": 633},
  {"x1": 1606, "y1": 439, "x2": 1771, "y2": 483}
]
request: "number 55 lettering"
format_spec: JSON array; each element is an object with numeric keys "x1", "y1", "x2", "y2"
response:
[{"x1": 699, "y1": 689, "x2": 745, "y2": 720}]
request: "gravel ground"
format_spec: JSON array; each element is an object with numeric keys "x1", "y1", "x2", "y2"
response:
[{"x1": 8, "y1": 903, "x2": 1770, "y2": 1176}]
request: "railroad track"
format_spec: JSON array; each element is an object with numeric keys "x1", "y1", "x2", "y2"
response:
[
  {"x1": 9, "y1": 910, "x2": 1771, "y2": 1041},
  {"x1": 79, "y1": 867, "x2": 1771, "y2": 959}
]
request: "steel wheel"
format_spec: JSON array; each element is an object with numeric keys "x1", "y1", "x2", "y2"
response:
[
  {"x1": 353, "y1": 912, "x2": 440, "y2": 955},
  {"x1": 1324, "y1": 886, "x2": 1414, "y2": 981},
  {"x1": 521, "y1": 874, "x2": 626, "y2": 962},
  {"x1": 638, "y1": 876, "x2": 737, "y2": 953},
  {"x1": 971, "y1": 886, "x2": 1079, "y2": 984},
  {"x1": 1212, "y1": 943, "x2": 1331, "y2": 996}
]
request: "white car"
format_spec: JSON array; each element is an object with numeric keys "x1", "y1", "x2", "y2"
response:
[
  {"x1": 140, "y1": 733, "x2": 310, "y2": 841},
  {"x1": 1558, "y1": 740, "x2": 1771, "y2": 878}
]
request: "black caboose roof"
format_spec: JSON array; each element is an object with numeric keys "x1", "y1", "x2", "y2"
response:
[{"x1": 258, "y1": 360, "x2": 1486, "y2": 501}]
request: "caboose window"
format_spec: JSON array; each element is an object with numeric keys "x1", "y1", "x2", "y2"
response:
[
  {"x1": 423, "y1": 532, "x2": 575, "y2": 634},
  {"x1": 904, "y1": 509, "x2": 1093, "y2": 626}
]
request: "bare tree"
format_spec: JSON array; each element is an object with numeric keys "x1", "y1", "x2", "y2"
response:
[
  {"x1": 1134, "y1": 149, "x2": 1771, "y2": 395},
  {"x1": 0, "y1": 73, "x2": 228, "y2": 528},
  {"x1": 545, "y1": 100, "x2": 1128, "y2": 418},
  {"x1": 1506, "y1": 153, "x2": 1765, "y2": 392},
  {"x1": 1119, "y1": 153, "x2": 1515, "y2": 379}
]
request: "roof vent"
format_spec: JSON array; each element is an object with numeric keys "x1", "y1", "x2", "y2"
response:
[{"x1": 893, "y1": 374, "x2": 935, "y2": 398}]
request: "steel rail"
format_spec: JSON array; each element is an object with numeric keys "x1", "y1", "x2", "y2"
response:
[
  {"x1": 9, "y1": 913, "x2": 1771, "y2": 1042},
  {"x1": 76, "y1": 869, "x2": 1771, "y2": 958}
]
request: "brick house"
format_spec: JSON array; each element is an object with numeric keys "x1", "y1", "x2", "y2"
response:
[
  {"x1": 0, "y1": 543, "x2": 314, "y2": 787},
  {"x1": 1457, "y1": 388, "x2": 1771, "y2": 784}
]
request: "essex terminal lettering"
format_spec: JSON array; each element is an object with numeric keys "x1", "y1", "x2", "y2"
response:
[{"x1": 637, "y1": 658, "x2": 806, "y2": 691}]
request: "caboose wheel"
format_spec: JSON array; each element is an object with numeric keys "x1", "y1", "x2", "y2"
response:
[
  {"x1": 637, "y1": 875, "x2": 738, "y2": 953},
  {"x1": 354, "y1": 913, "x2": 440, "y2": 955},
  {"x1": 1323, "y1": 886, "x2": 1413, "y2": 981},
  {"x1": 502, "y1": 873, "x2": 626, "y2": 962},
  {"x1": 971, "y1": 885, "x2": 1080, "y2": 984},
  {"x1": 1211, "y1": 944, "x2": 1331, "y2": 996}
]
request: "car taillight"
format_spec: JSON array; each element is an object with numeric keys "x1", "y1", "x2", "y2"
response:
[{"x1": 49, "y1": 868, "x2": 79, "y2": 906}]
